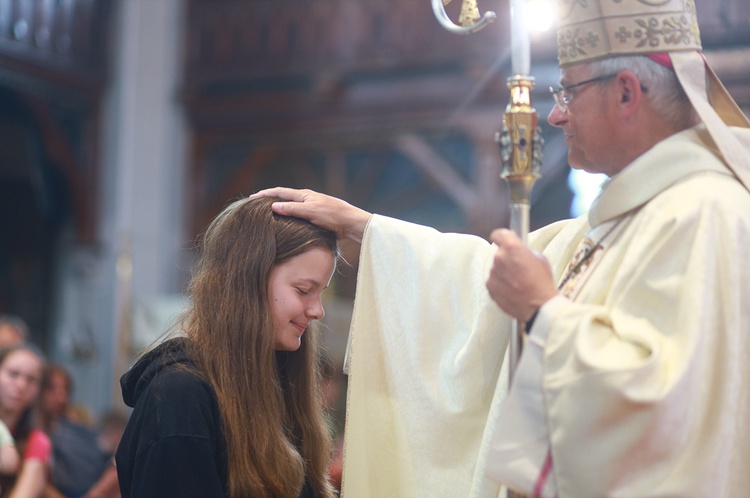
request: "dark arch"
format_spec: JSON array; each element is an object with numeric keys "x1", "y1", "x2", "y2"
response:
[{"x1": 0, "y1": 86, "x2": 73, "y2": 349}]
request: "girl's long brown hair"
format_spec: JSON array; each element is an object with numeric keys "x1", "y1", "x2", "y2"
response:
[{"x1": 182, "y1": 196, "x2": 338, "y2": 498}]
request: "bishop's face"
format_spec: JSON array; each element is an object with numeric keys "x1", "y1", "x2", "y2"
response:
[{"x1": 548, "y1": 64, "x2": 620, "y2": 176}]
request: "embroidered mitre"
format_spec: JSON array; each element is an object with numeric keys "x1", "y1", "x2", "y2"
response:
[{"x1": 557, "y1": 0, "x2": 701, "y2": 68}]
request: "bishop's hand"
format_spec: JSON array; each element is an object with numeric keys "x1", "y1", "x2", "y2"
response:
[
  {"x1": 250, "y1": 187, "x2": 372, "y2": 244},
  {"x1": 486, "y1": 228, "x2": 558, "y2": 322}
]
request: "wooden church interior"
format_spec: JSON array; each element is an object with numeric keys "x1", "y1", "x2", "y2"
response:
[{"x1": 1, "y1": 0, "x2": 749, "y2": 408}]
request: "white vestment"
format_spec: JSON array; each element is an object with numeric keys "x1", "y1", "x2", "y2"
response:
[{"x1": 340, "y1": 126, "x2": 750, "y2": 498}]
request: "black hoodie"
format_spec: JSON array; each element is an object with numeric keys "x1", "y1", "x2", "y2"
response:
[{"x1": 116, "y1": 338, "x2": 229, "y2": 497}]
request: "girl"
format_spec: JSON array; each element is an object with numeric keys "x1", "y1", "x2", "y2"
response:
[
  {"x1": 0, "y1": 345, "x2": 50, "y2": 498},
  {"x1": 116, "y1": 197, "x2": 339, "y2": 498}
]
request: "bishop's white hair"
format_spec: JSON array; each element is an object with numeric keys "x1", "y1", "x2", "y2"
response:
[{"x1": 588, "y1": 55, "x2": 699, "y2": 130}]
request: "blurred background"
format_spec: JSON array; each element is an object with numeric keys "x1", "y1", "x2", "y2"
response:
[{"x1": 1, "y1": 0, "x2": 749, "y2": 420}]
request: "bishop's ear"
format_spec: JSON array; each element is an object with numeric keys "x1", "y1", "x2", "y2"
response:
[{"x1": 615, "y1": 71, "x2": 643, "y2": 115}]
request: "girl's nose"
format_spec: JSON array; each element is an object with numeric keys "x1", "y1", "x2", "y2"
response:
[{"x1": 306, "y1": 298, "x2": 325, "y2": 320}]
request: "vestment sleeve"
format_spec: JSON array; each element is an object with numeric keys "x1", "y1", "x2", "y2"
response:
[
  {"x1": 342, "y1": 215, "x2": 513, "y2": 498},
  {"x1": 484, "y1": 296, "x2": 569, "y2": 498},
  {"x1": 341, "y1": 214, "x2": 583, "y2": 498}
]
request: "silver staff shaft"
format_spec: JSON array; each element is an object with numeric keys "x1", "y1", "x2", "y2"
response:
[
  {"x1": 497, "y1": 75, "x2": 542, "y2": 380},
  {"x1": 498, "y1": 73, "x2": 543, "y2": 498},
  {"x1": 508, "y1": 201, "x2": 530, "y2": 376}
]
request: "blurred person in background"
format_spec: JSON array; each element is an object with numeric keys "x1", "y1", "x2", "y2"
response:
[
  {"x1": 40, "y1": 365, "x2": 120, "y2": 498},
  {"x1": 0, "y1": 316, "x2": 28, "y2": 351},
  {"x1": 73, "y1": 412, "x2": 127, "y2": 498},
  {"x1": 0, "y1": 344, "x2": 49, "y2": 498}
]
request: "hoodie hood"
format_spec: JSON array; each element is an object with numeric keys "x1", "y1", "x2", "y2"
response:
[{"x1": 120, "y1": 337, "x2": 192, "y2": 408}]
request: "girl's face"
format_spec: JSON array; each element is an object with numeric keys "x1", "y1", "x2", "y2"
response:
[
  {"x1": 0, "y1": 350, "x2": 43, "y2": 417},
  {"x1": 268, "y1": 247, "x2": 335, "y2": 351}
]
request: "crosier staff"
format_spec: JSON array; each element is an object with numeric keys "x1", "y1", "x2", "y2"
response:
[
  {"x1": 431, "y1": 0, "x2": 543, "y2": 385},
  {"x1": 497, "y1": 0, "x2": 542, "y2": 384}
]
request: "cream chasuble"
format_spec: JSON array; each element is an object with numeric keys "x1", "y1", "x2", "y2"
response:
[{"x1": 341, "y1": 126, "x2": 750, "y2": 497}]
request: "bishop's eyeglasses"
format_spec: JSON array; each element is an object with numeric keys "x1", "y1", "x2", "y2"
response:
[{"x1": 549, "y1": 73, "x2": 618, "y2": 112}]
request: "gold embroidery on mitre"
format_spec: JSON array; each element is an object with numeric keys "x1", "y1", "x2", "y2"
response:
[{"x1": 556, "y1": 0, "x2": 702, "y2": 67}]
